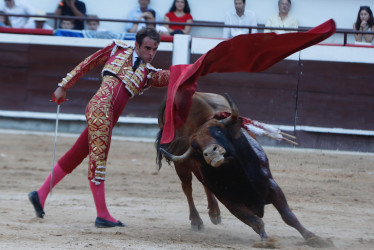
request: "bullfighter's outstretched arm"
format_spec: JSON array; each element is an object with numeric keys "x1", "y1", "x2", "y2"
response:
[
  {"x1": 148, "y1": 70, "x2": 170, "y2": 88},
  {"x1": 57, "y1": 42, "x2": 115, "y2": 90}
]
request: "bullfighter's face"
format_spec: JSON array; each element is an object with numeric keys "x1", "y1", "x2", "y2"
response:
[{"x1": 135, "y1": 36, "x2": 159, "y2": 63}]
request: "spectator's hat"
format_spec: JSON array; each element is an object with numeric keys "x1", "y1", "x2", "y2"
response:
[{"x1": 33, "y1": 10, "x2": 47, "y2": 22}]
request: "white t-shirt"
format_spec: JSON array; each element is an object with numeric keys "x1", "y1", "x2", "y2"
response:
[
  {"x1": 24, "y1": 21, "x2": 53, "y2": 30},
  {"x1": 136, "y1": 23, "x2": 168, "y2": 34},
  {"x1": 0, "y1": 0, "x2": 35, "y2": 28},
  {"x1": 265, "y1": 13, "x2": 298, "y2": 34},
  {"x1": 125, "y1": 6, "x2": 161, "y2": 32},
  {"x1": 223, "y1": 9, "x2": 257, "y2": 39}
]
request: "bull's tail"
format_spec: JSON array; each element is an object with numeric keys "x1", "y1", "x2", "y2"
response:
[{"x1": 155, "y1": 129, "x2": 164, "y2": 170}]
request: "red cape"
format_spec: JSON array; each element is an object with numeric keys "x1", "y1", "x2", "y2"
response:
[{"x1": 161, "y1": 19, "x2": 336, "y2": 144}]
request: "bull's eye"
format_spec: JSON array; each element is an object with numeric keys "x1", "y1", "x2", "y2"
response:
[
  {"x1": 213, "y1": 146, "x2": 217, "y2": 151},
  {"x1": 213, "y1": 130, "x2": 222, "y2": 137}
]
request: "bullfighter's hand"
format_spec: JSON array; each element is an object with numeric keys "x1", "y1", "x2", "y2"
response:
[{"x1": 52, "y1": 87, "x2": 67, "y2": 105}]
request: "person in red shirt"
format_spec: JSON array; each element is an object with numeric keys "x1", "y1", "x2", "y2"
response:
[{"x1": 164, "y1": 0, "x2": 193, "y2": 35}]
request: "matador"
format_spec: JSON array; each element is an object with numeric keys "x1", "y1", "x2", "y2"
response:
[{"x1": 28, "y1": 28, "x2": 170, "y2": 228}]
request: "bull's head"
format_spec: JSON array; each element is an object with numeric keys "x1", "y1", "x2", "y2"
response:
[{"x1": 161, "y1": 94, "x2": 240, "y2": 167}]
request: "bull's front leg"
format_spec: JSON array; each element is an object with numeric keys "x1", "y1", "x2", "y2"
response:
[
  {"x1": 174, "y1": 163, "x2": 204, "y2": 231},
  {"x1": 203, "y1": 185, "x2": 221, "y2": 225},
  {"x1": 268, "y1": 179, "x2": 334, "y2": 247},
  {"x1": 222, "y1": 201, "x2": 269, "y2": 245}
]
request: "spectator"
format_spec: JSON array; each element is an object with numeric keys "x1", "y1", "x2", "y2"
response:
[
  {"x1": 0, "y1": 11, "x2": 11, "y2": 27},
  {"x1": 164, "y1": 0, "x2": 193, "y2": 35},
  {"x1": 126, "y1": 0, "x2": 160, "y2": 33},
  {"x1": 0, "y1": 0, "x2": 35, "y2": 28},
  {"x1": 60, "y1": 18, "x2": 74, "y2": 29},
  {"x1": 353, "y1": 6, "x2": 374, "y2": 43},
  {"x1": 24, "y1": 10, "x2": 53, "y2": 30},
  {"x1": 129, "y1": 9, "x2": 169, "y2": 35},
  {"x1": 86, "y1": 15, "x2": 102, "y2": 31},
  {"x1": 223, "y1": 0, "x2": 257, "y2": 39},
  {"x1": 55, "y1": 0, "x2": 86, "y2": 30},
  {"x1": 265, "y1": 0, "x2": 298, "y2": 34}
]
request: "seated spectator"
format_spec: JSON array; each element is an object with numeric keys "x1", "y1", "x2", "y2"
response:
[
  {"x1": 126, "y1": 0, "x2": 160, "y2": 33},
  {"x1": 60, "y1": 18, "x2": 74, "y2": 29},
  {"x1": 128, "y1": 9, "x2": 169, "y2": 35},
  {"x1": 353, "y1": 6, "x2": 374, "y2": 43},
  {"x1": 24, "y1": 10, "x2": 53, "y2": 30},
  {"x1": 86, "y1": 15, "x2": 103, "y2": 31},
  {"x1": 223, "y1": 0, "x2": 257, "y2": 39},
  {"x1": 55, "y1": 0, "x2": 86, "y2": 30},
  {"x1": 164, "y1": 0, "x2": 193, "y2": 35},
  {"x1": 0, "y1": 0, "x2": 35, "y2": 28},
  {"x1": 265, "y1": 0, "x2": 298, "y2": 34},
  {"x1": 0, "y1": 11, "x2": 11, "y2": 27}
]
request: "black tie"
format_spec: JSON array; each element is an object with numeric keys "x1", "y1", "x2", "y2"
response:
[{"x1": 132, "y1": 57, "x2": 141, "y2": 71}]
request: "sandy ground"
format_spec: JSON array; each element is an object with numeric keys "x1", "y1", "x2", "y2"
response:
[{"x1": 0, "y1": 130, "x2": 373, "y2": 250}]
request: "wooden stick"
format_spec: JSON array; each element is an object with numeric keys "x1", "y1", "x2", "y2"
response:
[
  {"x1": 262, "y1": 132, "x2": 298, "y2": 146},
  {"x1": 282, "y1": 137, "x2": 299, "y2": 146},
  {"x1": 280, "y1": 131, "x2": 297, "y2": 139}
]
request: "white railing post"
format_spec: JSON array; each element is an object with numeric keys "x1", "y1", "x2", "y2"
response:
[{"x1": 172, "y1": 34, "x2": 191, "y2": 65}]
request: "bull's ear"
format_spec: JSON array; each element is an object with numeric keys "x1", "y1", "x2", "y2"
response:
[
  {"x1": 224, "y1": 93, "x2": 239, "y2": 118},
  {"x1": 220, "y1": 93, "x2": 239, "y2": 126},
  {"x1": 230, "y1": 119, "x2": 243, "y2": 139}
]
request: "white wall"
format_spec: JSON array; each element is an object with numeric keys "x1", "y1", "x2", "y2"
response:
[{"x1": 6, "y1": 0, "x2": 374, "y2": 38}]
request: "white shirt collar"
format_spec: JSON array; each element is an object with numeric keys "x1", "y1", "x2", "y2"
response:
[{"x1": 132, "y1": 49, "x2": 142, "y2": 66}]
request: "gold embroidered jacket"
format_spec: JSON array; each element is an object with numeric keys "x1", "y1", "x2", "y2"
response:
[{"x1": 58, "y1": 40, "x2": 170, "y2": 97}]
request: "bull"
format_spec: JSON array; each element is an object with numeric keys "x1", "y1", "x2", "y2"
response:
[{"x1": 155, "y1": 92, "x2": 332, "y2": 247}]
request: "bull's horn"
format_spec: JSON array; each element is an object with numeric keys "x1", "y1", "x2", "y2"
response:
[
  {"x1": 220, "y1": 93, "x2": 239, "y2": 125},
  {"x1": 160, "y1": 146, "x2": 193, "y2": 162}
]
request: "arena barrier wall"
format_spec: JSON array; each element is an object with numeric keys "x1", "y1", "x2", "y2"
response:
[{"x1": 0, "y1": 34, "x2": 373, "y2": 152}]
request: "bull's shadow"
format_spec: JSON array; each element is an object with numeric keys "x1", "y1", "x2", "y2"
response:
[{"x1": 155, "y1": 92, "x2": 333, "y2": 248}]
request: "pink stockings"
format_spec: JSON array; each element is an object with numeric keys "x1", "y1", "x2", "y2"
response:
[
  {"x1": 37, "y1": 163, "x2": 67, "y2": 208},
  {"x1": 89, "y1": 181, "x2": 116, "y2": 222},
  {"x1": 37, "y1": 164, "x2": 115, "y2": 222}
]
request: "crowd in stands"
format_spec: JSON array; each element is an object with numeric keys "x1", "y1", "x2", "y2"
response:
[{"x1": 0, "y1": 0, "x2": 373, "y2": 44}]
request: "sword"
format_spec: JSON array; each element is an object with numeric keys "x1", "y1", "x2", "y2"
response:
[
  {"x1": 50, "y1": 104, "x2": 60, "y2": 197},
  {"x1": 49, "y1": 92, "x2": 67, "y2": 197}
]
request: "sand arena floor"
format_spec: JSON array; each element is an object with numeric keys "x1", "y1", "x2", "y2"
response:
[{"x1": 0, "y1": 131, "x2": 373, "y2": 249}]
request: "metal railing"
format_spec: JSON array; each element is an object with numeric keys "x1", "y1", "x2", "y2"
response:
[{"x1": 1, "y1": 13, "x2": 374, "y2": 46}]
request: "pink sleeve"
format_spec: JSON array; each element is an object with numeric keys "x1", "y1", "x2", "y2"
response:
[
  {"x1": 58, "y1": 42, "x2": 115, "y2": 90},
  {"x1": 149, "y1": 70, "x2": 170, "y2": 88}
]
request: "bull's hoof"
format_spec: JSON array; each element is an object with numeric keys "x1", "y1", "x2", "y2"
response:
[
  {"x1": 209, "y1": 214, "x2": 222, "y2": 225},
  {"x1": 191, "y1": 220, "x2": 204, "y2": 231},
  {"x1": 305, "y1": 235, "x2": 334, "y2": 248},
  {"x1": 252, "y1": 237, "x2": 278, "y2": 249}
]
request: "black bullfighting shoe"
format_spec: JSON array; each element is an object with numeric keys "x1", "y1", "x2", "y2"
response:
[
  {"x1": 95, "y1": 217, "x2": 126, "y2": 228},
  {"x1": 28, "y1": 191, "x2": 45, "y2": 218}
]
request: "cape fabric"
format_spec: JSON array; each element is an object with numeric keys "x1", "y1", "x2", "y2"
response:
[{"x1": 160, "y1": 19, "x2": 336, "y2": 144}]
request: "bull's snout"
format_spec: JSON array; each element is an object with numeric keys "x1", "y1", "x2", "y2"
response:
[{"x1": 203, "y1": 144, "x2": 226, "y2": 167}]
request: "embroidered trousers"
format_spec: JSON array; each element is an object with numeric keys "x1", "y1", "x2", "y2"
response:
[{"x1": 58, "y1": 76, "x2": 130, "y2": 184}]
